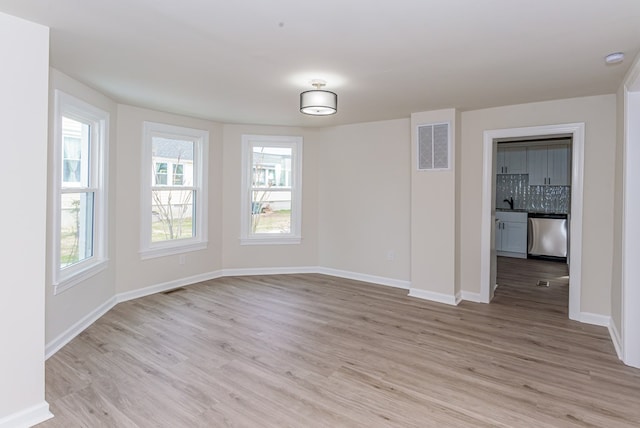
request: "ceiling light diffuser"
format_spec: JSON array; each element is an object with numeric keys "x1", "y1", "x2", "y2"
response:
[
  {"x1": 605, "y1": 52, "x2": 625, "y2": 64},
  {"x1": 300, "y1": 80, "x2": 337, "y2": 116}
]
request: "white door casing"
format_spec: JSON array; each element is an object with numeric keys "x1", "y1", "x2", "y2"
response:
[
  {"x1": 480, "y1": 123, "x2": 585, "y2": 321},
  {"x1": 623, "y1": 86, "x2": 640, "y2": 368}
]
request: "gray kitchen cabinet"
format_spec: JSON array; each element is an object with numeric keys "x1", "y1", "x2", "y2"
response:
[
  {"x1": 527, "y1": 144, "x2": 570, "y2": 185},
  {"x1": 495, "y1": 211, "x2": 527, "y2": 258},
  {"x1": 497, "y1": 146, "x2": 527, "y2": 174}
]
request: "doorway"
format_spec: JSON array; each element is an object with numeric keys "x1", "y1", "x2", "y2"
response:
[
  {"x1": 480, "y1": 123, "x2": 585, "y2": 321},
  {"x1": 493, "y1": 136, "x2": 572, "y2": 310}
]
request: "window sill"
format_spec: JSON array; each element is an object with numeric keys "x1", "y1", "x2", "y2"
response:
[
  {"x1": 53, "y1": 259, "x2": 109, "y2": 295},
  {"x1": 240, "y1": 236, "x2": 302, "y2": 246},
  {"x1": 140, "y1": 241, "x2": 208, "y2": 260}
]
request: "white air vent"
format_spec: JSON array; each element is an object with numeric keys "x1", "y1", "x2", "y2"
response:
[{"x1": 417, "y1": 123, "x2": 450, "y2": 170}]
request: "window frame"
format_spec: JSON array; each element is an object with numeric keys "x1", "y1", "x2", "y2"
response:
[
  {"x1": 240, "y1": 134, "x2": 303, "y2": 245},
  {"x1": 140, "y1": 121, "x2": 209, "y2": 259},
  {"x1": 52, "y1": 90, "x2": 109, "y2": 294}
]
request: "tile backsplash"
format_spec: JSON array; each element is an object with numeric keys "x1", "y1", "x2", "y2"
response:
[{"x1": 496, "y1": 174, "x2": 570, "y2": 213}]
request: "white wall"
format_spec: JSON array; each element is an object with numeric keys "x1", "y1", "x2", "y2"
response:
[
  {"x1": 317, "y1": 119, "x2": 411, "y2": 283},
  {"x1": 410, "y1": 109, "x2": 459, "y2": 303},
  {"x1": 459, "y1": 95, "x2": 617, "y2": 316},
  {"x1": 0, "y1": 11, "x2": 52, "y2": 427},
  {"x1": 620, "y1": 56, "x2": 640, "y2": 367},
  {"x1": 221, "y1": 124, "x2": 319, "y2": 270},
  {"x1": 611, "y1": 54, "x2": 640, "y2": 364},
  {"x1": 45, "y1": 69, "x2": 118, "y2": 351},
  {"x1": 611, "y1": 84, "x2": 624, "y2": 340},
  {"x1": 115, "y1": 105, "x2": 224, "y2": 294},
  {"x1": 0, "y1": 10, "x2": 629, "y2": 424}
]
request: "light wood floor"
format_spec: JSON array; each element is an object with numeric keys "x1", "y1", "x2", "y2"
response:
[{"x1": 38, "y1": 260, "x2": 640, "y2": 427}]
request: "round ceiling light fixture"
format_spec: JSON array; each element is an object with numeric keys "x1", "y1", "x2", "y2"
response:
[
  {"x1": 605, "y1": 52, "x2": 625, "y2": 64},
  {"x1": 300, "y1": 79, "x2": 337, "y2": 116}
]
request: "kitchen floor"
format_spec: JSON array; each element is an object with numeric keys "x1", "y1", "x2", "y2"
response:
[{"x1": 495, "y1": 256, "x2": 569, "y2": 317}]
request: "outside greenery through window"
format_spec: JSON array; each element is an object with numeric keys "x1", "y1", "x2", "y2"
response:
[
  {"x1": 53, "y1": 90, "x2": 108, "y2": 294},
  {"x1": 141, "y1": 122, "x2": 208, "y2": 258},
  {"x1": 251, "y1": 146, "x2": 293, "y2": 234},
  {"x1": 241, "y1": 135, "x2": 302, "y2": 244},
  {"x1": 60, "y1": 116, "x2": 94, "y2": 267},
  {"x1": 151, "y1": 138, "x2": 194, "y2": 242}
]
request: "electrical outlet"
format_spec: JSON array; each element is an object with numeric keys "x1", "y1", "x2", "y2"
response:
[
  {"x1": 386, "y1": 250, "x2": 395, "y2": 261},
  {"x1": 179, "y1": 255, "x2": 186, "y2": 265}
]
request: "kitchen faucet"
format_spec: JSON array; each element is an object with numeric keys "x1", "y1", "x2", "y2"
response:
[{"x1": 503, "y1": 197, "x2": 514, "y2": 210}]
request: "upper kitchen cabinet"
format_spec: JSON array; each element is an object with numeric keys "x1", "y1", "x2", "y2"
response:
[
  {"x1": 497, "y1": 145, "x2": 527, "y2": 174},
  {"x1": 527, "y1": 143, "x2": 570, "y2": 186}
]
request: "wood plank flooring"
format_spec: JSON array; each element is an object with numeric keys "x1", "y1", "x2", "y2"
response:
[
  {"x1": 38, "y1": 261, "x2": 640, "y2": 427},
  {"x1": 495, "y1": 256, "x2": 570, "y2": 317}
]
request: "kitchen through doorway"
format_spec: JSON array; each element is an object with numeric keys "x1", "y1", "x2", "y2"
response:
[
  {"x1": 494, "y1": 136, "x2": 572, "y2": 309},
  {"x1": 480, "y1": 122, "x2": 585, "y2": 321}
]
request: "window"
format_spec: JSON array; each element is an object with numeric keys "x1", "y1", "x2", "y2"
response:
[
  {"x1": 241, "y1": 135, "x2": 302, "y2": 244},
  {"x1": 172, "y1": 164, "x2": 184, "y2": 185},
  {"x1": 155, "y1": 162, "x2": 168, "y2": 185},
  {"x1": 141, "y1": 122, "x2": 208, "y2": 258},
  {"x1": 53, "y1": 91, "x2": 109, "y2": 294}
]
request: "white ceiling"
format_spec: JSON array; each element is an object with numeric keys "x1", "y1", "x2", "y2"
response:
[{"x1": 3, "y1": 0, "x2": 640, "y2": 127}]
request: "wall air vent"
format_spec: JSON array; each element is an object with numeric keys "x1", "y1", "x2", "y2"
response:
[{"x1": 417, "y1": 122, "x2": 450, "y2": 170}]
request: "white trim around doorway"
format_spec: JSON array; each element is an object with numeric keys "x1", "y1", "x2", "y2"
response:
[
  {"x1": 480, "y1": 123, "x2": 585, "y2": 322},
  {"x1": 623, "y1": 88, "x2": 640, "y2": 368}
]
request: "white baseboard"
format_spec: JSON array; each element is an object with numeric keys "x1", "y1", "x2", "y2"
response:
[
  {"x1": 609, "y1": 319, "x2": 623, "y2": 360},
  {"x1": 221, "y1": 266, "x2": 317, "y2": 277},
  {"x1": 45, "y1": 296, "x2": 117, "y2": 359},
  {"x1": 222, "y1": 266, "x2": 411, "y2": 291},
  {"x1": 496, "y1": 251, "x2": 527, "y2": 259},
  {"x1": 46, "y1": 266, "x2": 411, "y2": 358},
  {"x1": 116, "y1": 270, "x2": 224, "y2": 303},
  {"x1": 460, "y1": 290, "x2": 484, "y2": 303},
  {"x1": 46, "y1": 270, "x2": 225, "y2": 359},
  {"x1": 317, "y1": 267, "x2": 411, "y2": 290},
  {"x1": 0, "y1": 401, "x2": 53, "y2": 428},
  {"x1": 408, "y1": 288, "x2": 459, "y2": 306},
  {"x1": 578, "y1": 312, "x2": 611, "y2": 327}
]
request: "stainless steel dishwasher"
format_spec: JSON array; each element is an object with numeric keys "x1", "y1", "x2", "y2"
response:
[{"x1": 527, "y1": 213, "x2": 568, "y2": 261}]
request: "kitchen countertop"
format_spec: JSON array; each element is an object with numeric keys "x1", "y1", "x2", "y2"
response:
[{"x1": 496, "y1": 208, "x2": 568, "y2": 215}]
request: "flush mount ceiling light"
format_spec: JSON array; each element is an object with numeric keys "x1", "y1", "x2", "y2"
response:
[
  {"x1": 605, "y1": 52, "x2": 625, "y2": 64},
  {"x1": 300, "y1": 79, "x2": 337, "y2": 116}
]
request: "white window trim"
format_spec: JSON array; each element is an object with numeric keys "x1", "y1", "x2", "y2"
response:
[
  {"x1": 140, "y1": 121, "x2": 209, "y2": 259},
  {"x1": 240, "y1": 134, "x2": 303, "y2": 245},
  {"x1": 52, "y1": 90, "x2": 109, "y2": 295}
]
